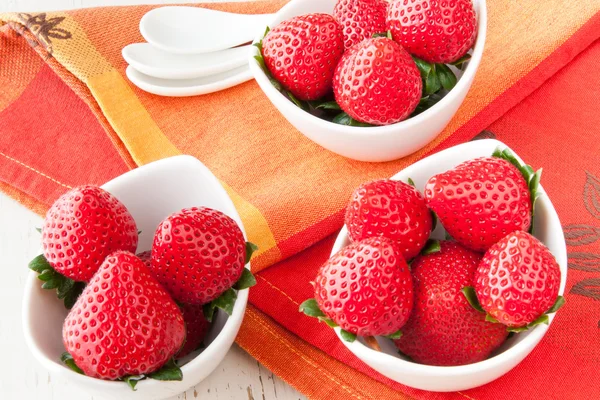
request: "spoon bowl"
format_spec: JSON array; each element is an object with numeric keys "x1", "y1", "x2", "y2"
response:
[
  {"x1": 140, "y1": 6, "x2": 273, "y2": 54},
  {"x1": 122, "y1": 43, "x2": 250, "y2": 80},
  {"x1": 125, "y1": 65, "x2": 252, "y2": 97}
]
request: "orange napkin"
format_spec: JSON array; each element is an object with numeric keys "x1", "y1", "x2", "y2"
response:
[{"x1": 1, "y1": 1, "x2": 599, "y2": 399}]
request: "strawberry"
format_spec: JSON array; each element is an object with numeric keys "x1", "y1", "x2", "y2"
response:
[
  {"x1": 177, "y1": 304, "x2": 211, "y2": 358},
  {"x1": 473, "y1": 231, "x2": 563, "y2": 330},
  {"x1": 151, "y1": 207, "x2": 256, "y2": 307},
  {"x1": 387, "y1": 0, "x2": 477, "y2": 64},
  {"x1": 345, "y1": 179, "x2": 432, "y2": 260},
  {"x1": 394, "y1": 241, "x2": 508, "y2": 366},
  {"x1": 333, "y1": 0, "x2": 388, "y2": 50},
  {"x1": 301, "y1": 237, "x2": 413, "y2": 340},
  {"x1": 137, "y1": 250, "x2": 152, "y2": 269},
  {"x1": 333, "y1": 37, "x2": 422, "y2": 125},
  {"x1": 261, "y1": 14, "x2": 344, "y2": 100},
  {"x1": 41, "y1": 185, "x2": 138, "y2": 282},
  {"x1": 424, "y1": 155, "x2": 534, "y2": 252},
  {"x1": 62, "y1": 251, "x2": 185, "y2": 380},
  {"x1": 139, "y1": 251, "x2": 211, "y2": 358}
]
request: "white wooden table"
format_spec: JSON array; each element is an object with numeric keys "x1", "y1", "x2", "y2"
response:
[{"x1": 0, "y1": 1, "x2": 305, "y2": 399}]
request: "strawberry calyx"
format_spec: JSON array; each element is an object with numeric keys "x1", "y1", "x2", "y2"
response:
[
  {"x1": 61, "y1": 351, "x2": 184, "y2": 391},
  {"x1": 61, "y1": 352, "x2": 83, "y2": 375},
  {"x1": 492, "y1": 146, "x2": 542, "y2": 234},
  {"x1": 202, "y1": 242, "x2": 258, "y2": 322},
  {"x1": 421, "y1": 239, "x2": 441, "y2": 255},
  {"x1": 299, "y1": 298, "x2": 360, "y2": 342},
  {"x1": 29, "y1": 254, "x2": 85, "y2": 309},
  {"x1": 462, "y1": 286, "x2": 566, "y2": 332}
]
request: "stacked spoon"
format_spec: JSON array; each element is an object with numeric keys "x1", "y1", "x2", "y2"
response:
[{"x1": 123, "y1": 6, "x2": 273, "y2": 97}]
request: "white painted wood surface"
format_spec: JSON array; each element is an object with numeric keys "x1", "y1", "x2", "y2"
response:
[{"x1": 0, "y1": 1, "x2": 305, "y2": 399}]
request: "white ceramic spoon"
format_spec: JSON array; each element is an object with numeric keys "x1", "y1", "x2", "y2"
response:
[
  {"x1": 140, "y1": 6, "x2": 273, "y2": 54},
  {"x1": 126, "y1": 64, "x2": 253, "y2": 97},
  {"x1": 122, "y1": 43, "x2": 250, "y2": 80}
]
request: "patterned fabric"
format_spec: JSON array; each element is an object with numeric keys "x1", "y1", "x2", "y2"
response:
[{"x1": 1, "y1": 1, "x2": 599, "y2": 399}]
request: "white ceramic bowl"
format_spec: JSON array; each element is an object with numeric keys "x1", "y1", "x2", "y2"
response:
[
  {"x1": 330, "y1": 139, "x2": 567, "y2": 392},
  {"x1": 22, "y1": 155, "x2": 250, "y2": 400},
  {"x1": 249, "y1": 0, "x2": 487, "y2": 162}
]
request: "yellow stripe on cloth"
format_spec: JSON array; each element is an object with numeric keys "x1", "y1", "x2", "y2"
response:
[{"x1": 221, "y1": 181, "x2": 280, "y2": 269}]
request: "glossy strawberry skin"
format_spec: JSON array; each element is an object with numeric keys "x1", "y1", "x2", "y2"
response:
[
  {"x1": 262, "y1": 14, "x2": 344, "y2": 100},
  {"x1": 42, "y1": 185, "x2": 138, "y2": 282},
  {"x1": 424, "y1": 157, "x2": 531, "y2": 252},
  {"x1": 151, "y1": 207, "x2": 246, "y2": 305},
  {"x1": 314, "y1": 237, "x2": 413, "y2": 337},
  {"x1": 138, "y1": 251, "x2": 211, "y2": 357},
  {"x1": 475, "y1": 231, "x2": 561, "y2": 327},
  {"x1": 62, "y1": 251, "x2": 185, "y2": 380},
  {"x1": 394, "y1": 242, "x2": 508, "y2": 366},
  {"x1": 345, "y1": 179, "x2": 432, "y2": 260},
  {"x1": 333, "y1": 0, "x2": 388, "y2": 50},
  {"x1": 177, "y1": 304, "x2": 211, "y2": 358},
  {"x1": 387, "y1": 0, "x2": 477, "y2": 64},
  {"x1": 333, "y1": 37, "x2": 422, "y2": 125}
]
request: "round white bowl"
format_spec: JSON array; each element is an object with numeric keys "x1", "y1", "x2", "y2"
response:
[
  {"x1": 329, "y1": 139, "x2": 567, "y2": 392},
  {"x1": 22, "y1": 155, "x2": 250, "y2": 400},
  {"x1": 249, "y1": 0, "x2": 487, "y2": 162}
]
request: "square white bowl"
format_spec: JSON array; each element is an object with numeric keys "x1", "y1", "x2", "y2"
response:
[
  {"x1": 330, "y1": 139, "x2": 567, "y2": 392},
  {"x1": 22, "y1": 155, "x2": 250, "y2": 400},
  {"x1": 249, "y1": 0, "x2": 487, "y2": 162}
]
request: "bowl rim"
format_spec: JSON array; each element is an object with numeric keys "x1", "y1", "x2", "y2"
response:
[
  {"x1": 330, "y1": 139, "x2": 567, "y2": 375},
  {"x1": 21, "y1": 155, "x2": 250, "y2": 392},
  {"x1": 248, "y1": 0, "x2": 488, "y2": 136}
]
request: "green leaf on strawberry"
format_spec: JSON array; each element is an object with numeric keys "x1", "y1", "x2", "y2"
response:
[
  {"x1": 436, "y1": 64, "x2": 457, "y2": 91},
  {"x1": 340, "y1": 329, "x2": 357, "y2": 343},
  {"x1": 332, "y1": 112, "x2": 373, "y2": 127},
  {"x1": 233, "y1": 268, "x2": 257, "y2": 291},
  {"x1": 245, "y1": 241, "x2": 259, "y2": 264},
  {"x1": 203, "y1": 288, "x2": 237, "y2": 322},
  {"x1": 546, "y1": 295, "x2": 565, "y2": 314},
  {"x1": 430, "y1": 210, "x2": 438, "y2": 231},
  {"x1": 422, "y1": 239, "x2": 441, "y2": 255},
  {"x1": 450, "y1": 54, "x2": 471, "y2": 69},
  {"x1": 60, "y1": 352, "x2": 84, "y2": 375},
  {"x1": 148, "y1": 358, "x2": 183, "y2": 382},
  {"x1": 299, "y1": 298, "x2": 326, "y2": 317},
  {"x1": 485, "y1": 314, "x2": 499, "y2": 324},
  {"x1": 412, "y1": 56, "x2": 432, "y2": 80},
  {"x1": 461, "y1": 286, "x2": 485, "y2": 313},
  {"x1": 35, "y1": 227, "x2": 42, "y2": 233},
  {"x1": 29, "y1": 254, "x2": 85, "y2": 309},
  {"x1": 425, "y1": 66, "x2": 442, "y2": 95},
  {"x1": 315, "y1": 101, "x2": 342, "y2": 111},
  {"x1": 122, "y1": 374, "x2": 145, "y2": 391},
  {"x1": 320, "y1": 317, "x2": 339, "y2": 328},
  {"x1": 507, "y1": 314, "x2": 550, "y2": 333},
  {"x1": 385, "y1": 330, "x2": 403, "y2": 340},
  {"x1": 407, "y1": 178, "x2": 416, "y2": 187}
]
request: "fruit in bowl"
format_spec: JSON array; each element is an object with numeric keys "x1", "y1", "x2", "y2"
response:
[
  {"x1": 299, "y1": 140, "x2": 567, "y2": 391},
  {"x1": 23, "y1": 156, "x2": 258, "y2": 400},
  {"x1": 250, "y1": 0, "x2": 487, "y2": 161}
]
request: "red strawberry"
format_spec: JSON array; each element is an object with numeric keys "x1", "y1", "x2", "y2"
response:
[
  {"x1": 137, "y1": 250, "x2": 152, "y2": 269},
  {"x1": 262, "y1": 14, "x2": 344, "y2": 100},
  {"x1": 345, "y1": 179, "x2": 432, "y2": 260},
  {"x1": 333, "y1": 0, "x2": 388, "y2": 50},
  {"x1": 177, "y1": 304, "x2": 211, "y2": 358},
  {"x1": 151, "y1": 207, "x2": 246, "y2": 305},
  {"x1": 139, "y1": 251, "x2": 211, "y2": 358},
  {"x1": 312, "y1": 237, "x2": 413, "y2": 337},
  {"x1": 394, "y1": 241, "x2": 507, "y2": 366},
  {"x1": 424, "y1": 157, "x2": 532, "y2": 252},
  {"x1": 42, "y1": 185, "x2": 138, "y2": 282},
  {"x1": 62, "y1": 251, "x2": 185, "y2": 379},
  {"x1": 333, "y1": 37, "x2": 422, "y2": 125},
  {"x1": 387, "y1": 0, "x2": 477, "y2": 64},
  {"x1": 475, "y1": 231, "x2": 562, "y2": 328}
]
